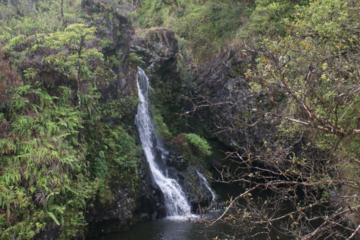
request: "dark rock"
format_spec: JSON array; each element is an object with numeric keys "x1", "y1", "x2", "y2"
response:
[
  {"x1": 82, "y1": 0, "x2": 138, "y2": 116},
  {"x1": 166, "y1": 167, "x2": 179, "y2": 179},
  {"x1": 131, "y1": 28, "x2": 179, "y2": 85},
  {"x1": 33, "y1": 223, "x2": 64, "y2": 240},
  {"x1": 180, "y1": 165, "x2": 216, "y2": 213},
  {"x1": 191, "y1": 50, "x2": 278, "y2": 148},
  {"x1": 79, "y1": 1, "x2": 142, "y2": 238},
  {"x1": 85, "y1": 184, "x2": 136, "y2": 237},
  {"x1": 133, "y1": 151, "x2": 167, "y2": 221},
  {"x1": 98, "y1": 11, "x2": 136, "y2": 99}
]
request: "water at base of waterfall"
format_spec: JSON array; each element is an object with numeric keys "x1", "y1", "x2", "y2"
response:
[
  {"x1": 135, "y1": 67, "x2": 192, "y2": 217},
  {"x1": 87, "y1": 210, "x2": 235, "y2": 240}
]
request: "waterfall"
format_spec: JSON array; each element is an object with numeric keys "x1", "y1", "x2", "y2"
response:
[
  {"x1": 135, "y1": 67, "x2": 191, "y2": 217},
  {"x1": 196, "y1": 170, "x2": 216, "y2": 204}
]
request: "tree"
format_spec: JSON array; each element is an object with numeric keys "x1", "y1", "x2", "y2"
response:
[
  {"x1": 184, "y1": 0, "x2": 360, "y2": 239},
  {"x1": 42, "y1": 24, "x2": 103, "y2": 148},
  {"x1": 251, "y1": 0, "x2": 360, "y2": 140}
]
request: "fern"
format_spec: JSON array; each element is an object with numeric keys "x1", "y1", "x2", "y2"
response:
[{"x1": 0, "y1": 1, "x2": 142, "y2": 238}]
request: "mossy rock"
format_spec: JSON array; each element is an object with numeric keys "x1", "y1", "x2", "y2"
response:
[{"x1": 99, "y1": 187, "x2": 114, "y2": 208}]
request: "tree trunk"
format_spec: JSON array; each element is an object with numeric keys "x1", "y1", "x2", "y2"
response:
[
  {"x1": 61, "y1": 0, "x2": 64, "y2": 18},
  {"x1": 77, "y1": 75, "x2": 81, "y2": 150},
  {"x1": 198, "y1": 201, "x2": 202, "y2": 219}
]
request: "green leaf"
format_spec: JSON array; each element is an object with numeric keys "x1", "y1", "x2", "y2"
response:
[{"x1": 47, "y1": 212, "x2": 60, "y2": 226}]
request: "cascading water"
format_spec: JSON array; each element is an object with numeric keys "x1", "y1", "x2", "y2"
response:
[
  {"x1": 135, "y1": 67, "x2": 191, "y2": 217},
  {"x1": 196, "y1": 170, "x2": 216, "y2": 204}
]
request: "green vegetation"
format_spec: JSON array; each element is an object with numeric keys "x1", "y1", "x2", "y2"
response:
[
  {"x1": 242, "y1": 0, "x2": 309, "y2": 37},
  {"x1": 169, "y1": 133, "x2": 212, "y2": 170},
  {"x1": 137, "y1": 0, "x2": 360, "y2": 238},
  {"x1": 201, "y1": 0, "x2": 360, "y2": 238},
  {"x1": 138, "y1": 0, "x2": 253, "y2": 62},
  {"x1": 186, "y1": 133, "x2": 212, "y2": 157},
  {"x1": 0, "y1": 0, "x2": 140, "y2": 239},
  {"x1": 136, "y1": 0, "x2": 315, "y2": 146},
  {"x1": 149, "y1": 72, "x2": 201, "y2": 139},
  {"x1": 150, "y1": 105, "x2": 173, "y2": 141},
  {"x1": 2, "y1": 0, "x2": 360, "y2": 238},
  {"x1": 137, "y1": 0, "x2": 310, "y2": 63},
  {"x1": 252, "y1": 0, "x2": 360, "y2": 163},
  {"x1": 0, "y1": 84, "x2": 113, "y2": 239}
]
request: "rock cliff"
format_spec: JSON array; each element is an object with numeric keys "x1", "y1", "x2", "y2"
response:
[
  {"x1": 85, "y1": 184, "x2": 136, "y2": 236},
  {"x1": 191, "y1": 50, "x2": 278, "y2": 149},
  {"x1": 131, "y1": 28, "x2": 179, "y2": 86},
  {"x1": 82, "y1": 0, "x2": 138, "y2": 102},
  {"x1": 79, "y1": 1, "x2": 142, "y2": 237}
]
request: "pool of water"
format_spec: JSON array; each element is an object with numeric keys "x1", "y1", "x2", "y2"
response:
[{"x1": 87, "y1": 211, "x2": 233, "y2": 240}]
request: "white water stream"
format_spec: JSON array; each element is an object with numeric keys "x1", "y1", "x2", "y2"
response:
[
  {"x1": 196, "y1": 170, "x2": 216, "y2": 204},
  {"x1": 135, "y1": 68, "x2": 192, "y2": 217}
]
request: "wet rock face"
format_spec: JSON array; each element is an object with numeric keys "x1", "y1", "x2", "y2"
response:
[
  {"x1": 131, "y1": 28, "x2": 179, "y2": 85},
  {"x1": 164, "y1": 147, "x2": 216, "y2": 212},
  {"x1": 180, "y1": 166, "x2": 216, "y2": 211},
  {"x1": 134, "y1": 152, "x2": 167, "y2": 221},
  {"x1": 192, "y1": 51, "x2": 277, "y2": 149}
]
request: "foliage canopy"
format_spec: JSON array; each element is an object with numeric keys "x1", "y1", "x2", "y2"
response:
[{"x1": 0, "y1": 0, "x2": 140, "y2": 239}]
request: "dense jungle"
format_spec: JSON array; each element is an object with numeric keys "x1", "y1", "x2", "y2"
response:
[{"x1": 1, "y1": 0, "x2": 360, "y2": 239}]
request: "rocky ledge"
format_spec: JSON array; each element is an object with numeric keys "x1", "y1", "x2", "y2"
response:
[{"x1": 131, "y1": 28, "x2": 179, "y2": 85}]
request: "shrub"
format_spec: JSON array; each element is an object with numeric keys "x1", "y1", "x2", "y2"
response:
[
  {"x1": 137, "y1": 0, "x2": 250, "y2": 63},
  {"x1": 186, "y1": 133, "x2": 212, "y2": 157},
  {"x1": 150, "y1": 106, "x2": 173, "y2": 141}
]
